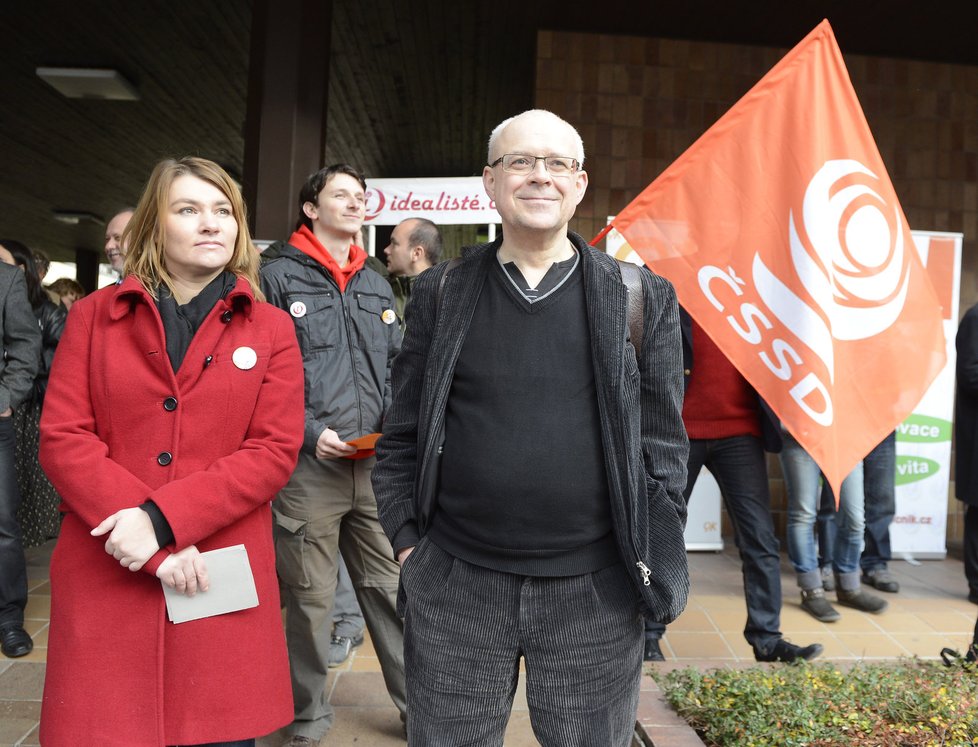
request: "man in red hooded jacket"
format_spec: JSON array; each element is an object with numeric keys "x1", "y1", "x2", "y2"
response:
[{"x1": 261, "y1": 164, "x2": 405, "y2": 746}]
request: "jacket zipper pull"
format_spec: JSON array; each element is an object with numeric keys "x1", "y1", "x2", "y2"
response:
[{"x1": 636, "y1": 560, "x2": 652, "y2": 586}]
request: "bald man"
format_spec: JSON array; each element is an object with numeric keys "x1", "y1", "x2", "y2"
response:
[
  {"x1": 104, "y1": 208, "x2": 134, "y2": 277},
  {"x1": 373, "y1": 110, "x2": 689, "y2": 745},
  {"x1": 383, "y1": 217, "x2": 442, "y2": 329}
]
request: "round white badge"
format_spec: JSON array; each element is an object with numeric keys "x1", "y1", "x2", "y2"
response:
[
  {"x1": 290, "y1": 301, "x2": 307, "y2": 318},
  {"x1": 381, "y1": 309, "x2": 397, "y2": 325},
  {"x1": 232, "y1": 346, "x2": 258, "y2": 370}
]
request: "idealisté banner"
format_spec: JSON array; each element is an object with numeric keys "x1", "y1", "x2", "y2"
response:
[{"x1": 363, "y1": 177, "x2": 500, "y2": 226}]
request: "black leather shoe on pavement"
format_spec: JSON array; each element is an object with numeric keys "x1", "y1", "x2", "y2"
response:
[
  {"x1": 0, "y1": 625, "x2": 33, "y2": 658},
  {"x1": 754, "y1": 638, "x2": 823, "y2": 663},
  {"x1": 643, "y1": 637, "x2": 665, "y2": 662}
]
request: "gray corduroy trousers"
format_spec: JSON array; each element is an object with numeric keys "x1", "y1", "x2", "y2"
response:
[{"x1": 401, "y1": 538, "x2": 644, "y2": 746}]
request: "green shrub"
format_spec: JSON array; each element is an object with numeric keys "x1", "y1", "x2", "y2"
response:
[{"x1": 655, "y1": 660, "x2": 978, "y2": 746}]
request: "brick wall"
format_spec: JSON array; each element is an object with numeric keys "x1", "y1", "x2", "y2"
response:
[{"x1": 536, "y1": 29, "x2": 978, "y2": 549}]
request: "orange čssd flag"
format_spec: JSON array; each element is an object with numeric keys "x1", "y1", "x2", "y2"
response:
[{"x1": 596, "y1": 20, "x2": 945, "y2": 497}]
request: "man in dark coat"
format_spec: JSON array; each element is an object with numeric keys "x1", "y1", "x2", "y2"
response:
[
  {"x1": 373, "y1": 110, "x2": 689, "y2": 745},
  {"x1": 0, "y1": 262, "x2": 41, "y2": 657},
  {"x1": 955, "y1": 302, "x2": 978, "y2": 603}
]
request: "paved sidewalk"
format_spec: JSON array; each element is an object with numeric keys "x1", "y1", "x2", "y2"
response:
[{"x1": 2, "y1": 540, "x2": 975, "y2": 746}]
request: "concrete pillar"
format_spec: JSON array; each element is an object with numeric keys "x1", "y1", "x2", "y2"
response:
[
  {"x1": 243, "y1": 0, "x2": 333, "y2": 242},
  {"x1": 74, "y1": 247, "x2": 101, "y2": 294}
]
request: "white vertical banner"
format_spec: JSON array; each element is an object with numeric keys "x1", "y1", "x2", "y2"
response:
[
  {"x1": 605, "y1": 223, "x2": 962, "y2": 557},
  {"x1": 892, "y1": 231, "x2": 962, "y2": 558},
  {"x1": 685, "y1": 469, "x2": 724, "y2": 551}
]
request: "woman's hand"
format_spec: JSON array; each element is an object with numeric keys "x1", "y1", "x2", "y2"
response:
[
  {"x1": 156, "y1": 545, "x2": 209, "y2": 597},
  {"x1": 92, "y1": 507, "x2": 160, "y2": 571}
]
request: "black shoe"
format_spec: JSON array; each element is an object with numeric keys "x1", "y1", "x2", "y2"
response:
[
  {"x1": 861, "y1": 568, "x2": 900, "y2": 593},
  {"x1": 837, "y1": 587, "x2": 888, "y2": 614},
  {"x1": 941, "y1": 644, "x2": 978, "y2": 668},
  {"x1": 755, "y1": 638, "x2": 823, "y2": 663},
  {"x1": 0, "y1": 626, "x2": 33, "y2": 658},
  {"x1": 800, "y1": 587, "x2": 841, "y2": 622},
  {"x1": 644, "y1": 637, "x2": 665, "y2": 661}
]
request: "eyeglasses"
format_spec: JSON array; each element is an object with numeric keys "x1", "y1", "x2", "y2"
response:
[{"x1": 488, "y1": 154, "x2": 580, "y2": 176}]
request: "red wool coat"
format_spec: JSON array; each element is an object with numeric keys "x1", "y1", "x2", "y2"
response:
[{"x1": 38, "y1": 276, "x2": 304, "y2": 746}]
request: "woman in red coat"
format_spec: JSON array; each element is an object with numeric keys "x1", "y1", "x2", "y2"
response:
[{"x1": 38, "y1": 157, "x2": 304, "y2": 746}]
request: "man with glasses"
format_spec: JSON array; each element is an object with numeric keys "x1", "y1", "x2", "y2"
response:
[{"x1": 373, "y1": 110, "x2": 689, "y2": 745}]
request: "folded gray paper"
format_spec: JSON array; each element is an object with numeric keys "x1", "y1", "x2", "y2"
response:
[{"x1": 162, "y1": 544, "x2": 259, "y2": 624}]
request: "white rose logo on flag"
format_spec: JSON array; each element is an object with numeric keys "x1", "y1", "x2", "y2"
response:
[
  {"x1": 604, "y1": 20, "x2": 947, "y2": 497},
  {"x1": 753, "y1": 159, "x2": 911, "y2": 382}
]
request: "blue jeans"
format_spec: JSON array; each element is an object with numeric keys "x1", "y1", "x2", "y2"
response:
[
  {"x1": 0, "y1": 415, "x2": 27, "y2": 629},
  {"x1": 816, "y1": 432, "x2": 896, "y2": 573},
  {"x1": 402, "y1": 539, "x2": 643, "y2": 746},
  {"x1": 646, "y1": 436, "x2": 782, "y2": 652},
  {"x1": 859, "y1": 432, "x2": 896, "y2": 572},
  {"x1": 780, "y1": 433, "x2": 865, "y2": 591}
]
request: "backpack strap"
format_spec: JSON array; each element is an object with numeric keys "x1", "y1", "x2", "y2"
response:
[
  {"x1": 437, "y1": 256, "x2": 462, "y2": 307},
  {"x1": 616, "y1": 260, "x2": 645, "y2": 357}
]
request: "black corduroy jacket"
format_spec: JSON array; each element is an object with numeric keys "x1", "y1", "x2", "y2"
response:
[{"x1": 374, "y1": 232, "x2": 690, "y2": 623}]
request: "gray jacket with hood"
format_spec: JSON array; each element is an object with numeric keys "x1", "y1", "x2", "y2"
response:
[
  {"x1": 260, "y1": 243, "x2": 401, "y2": 453},
  {"x1": 0, "y1": 263, "x2": 41, "y2": 413}
]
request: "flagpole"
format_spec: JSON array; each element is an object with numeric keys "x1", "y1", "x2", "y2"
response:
[{"x1": 591, "y1": 222, "x2": 614, "y2": 246}]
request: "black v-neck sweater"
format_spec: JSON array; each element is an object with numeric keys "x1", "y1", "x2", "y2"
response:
[{"x1": 427, "y1": 259, "x2": 618, "y2": 576}]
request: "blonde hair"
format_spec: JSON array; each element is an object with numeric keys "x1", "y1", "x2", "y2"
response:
[{"x1": 123, "y1": 157, "x2": 264, "y2": 301}]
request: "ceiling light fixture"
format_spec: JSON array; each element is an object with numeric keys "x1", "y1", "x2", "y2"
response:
[
  {"x1": 51, "y1": 210, "x2": 104, "y2": 226},
  {"x1": 36, "y1": 67, "x2": 140, "y2": 101}
]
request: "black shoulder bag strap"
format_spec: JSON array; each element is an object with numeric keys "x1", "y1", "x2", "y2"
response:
[
  {"x1": 617, "y1": 260, "x2": 645, "y2": 356},
  {"x1": 437, "y1": 256, "x2": 462, "y2": 307}
]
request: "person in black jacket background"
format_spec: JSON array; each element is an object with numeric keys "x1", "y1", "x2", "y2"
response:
[
  {"x1": 0, "y1": 240, "x2": 66, "y2": 548},
  {"x1": 955, "y1": 302, "x2": 978, "y2": 604},
  {"x1": 0, "y1": 256, "x2": 41, "y2": 658},
  {"x1": 643, "y1": 309, "x2": 823, "y2": 663}
]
